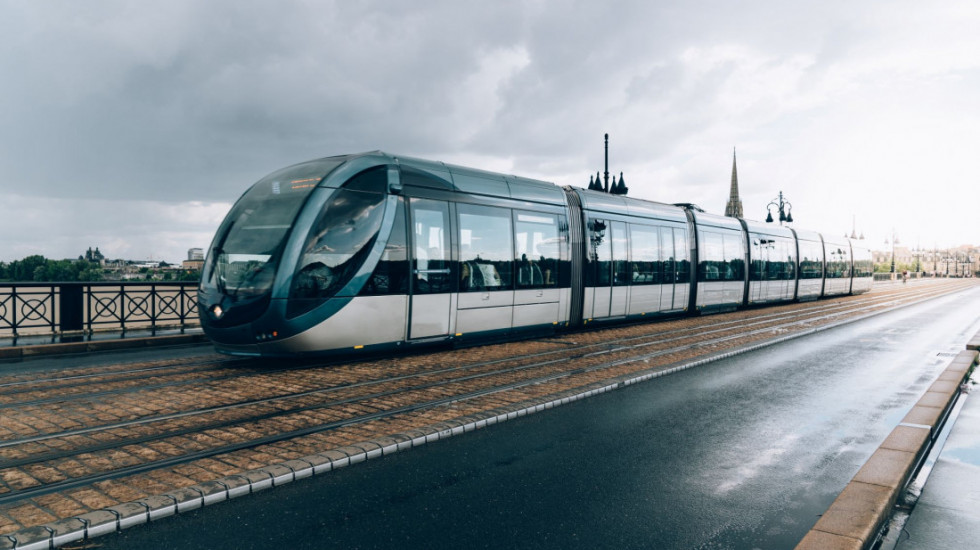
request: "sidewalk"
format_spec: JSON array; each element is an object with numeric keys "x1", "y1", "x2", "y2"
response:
[
  {"x1": 0, "y1": 327, "x2": 208, "y2": 360},
  {"x1": 893, "y1": 370, "x2": 980, "y2": 548}
]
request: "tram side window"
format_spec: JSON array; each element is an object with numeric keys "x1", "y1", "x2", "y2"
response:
[
  {"x1": 360, "y1": 198, "x2": 408, "y2": 296},
  {"x1": 612, "y1": 221, "x2": 629, "y2": 286},
  {"x1": 799, "y1": 241, "x2": 823, "y2": 279},
  {"x1": 781, "y1": 240, "x2": 797, "y2": 280},
  {"x1": 660, "y1": 226, "x2": 675, "y2": 286},
  {"x1": 723, "y1": 233, "x2": 745, "y2": 281},
  {"x1": 854, "y1": 255, "x2": 873, "y2": 277},
  {"x1": 825, "y1": 248, "x2": 850, "y2": 278},
  {"x1": 587, "y1": 218, "x2": 612, "y2": 286},
  {"x1": 459, "y1": 204, "x2": 513, "y2": 291},
  {"x1": 629, "y1": 225, "x2": 660, "y2": 285},
  {"x1": 774, "y1": 240, "x2": 789, "y2": 280},
  {"x1": 411, "y1": 200, "x2": 452, "y2": 294},
  {"x1": 514, "y1": 212, "x2": 559, "y2": 289},
  {"x1": 290, "y1": 172, "x2": 387, "y2": 303},
  {"x1": 756, "y1": 238, "x2": 794, "y2": 281},
  {"x1": 673, "y1": 228, "x2": 690, "y2": 283},
  {"x1": 750, "y1": 235, "x2": 766, "y2": 282},
  {"x1": 699, "y1": 231, "x2": 724, "y2": 281}
]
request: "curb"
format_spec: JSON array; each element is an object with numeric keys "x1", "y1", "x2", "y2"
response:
[
  {"x1": 795, "y1": 335, "x2": 980, "y2": 550},
  {"x1": 0, "y1": 333, "x2": 209, "y2": 361}
]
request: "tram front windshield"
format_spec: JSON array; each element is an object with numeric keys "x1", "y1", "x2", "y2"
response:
[{"x1": 203, "y1": 158, "x2": 343, "y2": 300}]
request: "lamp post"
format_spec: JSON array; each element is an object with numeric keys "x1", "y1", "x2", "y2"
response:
[
  {"x1": 765, "y1": 191, "x2": 793, "y2": 225},
  {"x1": 884, "y1": 229, "x2": 898, "y2": 274},
  {"x1": 587, "y1": 133, "x2": 628, "y2": 195}
]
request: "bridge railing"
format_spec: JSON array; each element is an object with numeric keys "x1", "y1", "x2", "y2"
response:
[
  {"x1": 872, "y1": 272, "x2": 938, "y2": 282},
  {"x1": 0, "y1": 282, "x2": 200, "y2": 339}
]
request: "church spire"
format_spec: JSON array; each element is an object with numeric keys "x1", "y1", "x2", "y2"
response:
[{"x1": 724, "y1": 147, "x2": 744, "y2": 218}]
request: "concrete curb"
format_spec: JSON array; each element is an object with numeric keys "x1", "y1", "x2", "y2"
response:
[
  {"x1": 969, "y1": 331, "x2": 980, "y2": 352},
  {"x1": 0, "y1": 333, "x2": 209, "y2": 361},
  {"x1": 795, "y1": 337, "x2": 980, "y2": 550}
]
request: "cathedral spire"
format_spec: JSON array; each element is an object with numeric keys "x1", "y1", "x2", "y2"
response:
[{"x1": 724, "y1": 147, "x2": 744, "y2": 218}]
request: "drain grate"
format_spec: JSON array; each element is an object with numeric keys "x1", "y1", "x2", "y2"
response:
[{"x1": 936, "y1": 352, "x2": 958, "y2": 358}]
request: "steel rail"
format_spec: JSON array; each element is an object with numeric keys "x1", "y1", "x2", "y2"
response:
[{"x1": 0, "y1": 282, "x2": 971, "y2": 506}]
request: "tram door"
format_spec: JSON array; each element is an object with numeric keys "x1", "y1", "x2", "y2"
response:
[
  {"x1": 589, "y1": 219, "x2": 628, "y2": 319},
  {"x1": 750, "y1": 238, "x2": 765, "y2": 303},
  {"x1": 609, "y1": 221, "x2": 628, "y2": 317},
  {"x1": 408, "y1": 199, "x2": 452, "y2": 339},
  {"x1": 672, "y1": 228, "x2": 690, "y2": 309},
  {"x1": 589, "y1": 219, "x2": 612, "y2": 318},
  {"x1": 659, "y1": 227, "x2": 675, "y2": 310}
]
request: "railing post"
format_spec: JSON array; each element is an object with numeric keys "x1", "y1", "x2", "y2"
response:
[
  {"x1": 11, "y1": 286, "x2": 18, "y2": 337},
  {"x1": 59, "y1": 283, "x2": 84, "y2": 333},
  {"x1": 151, "y1": 284, "x2": 157, "y2": 332},
  {"x1": 86, "y1": 285, "x2": 91, "y2": 333},
  {"x1": 119, "y1": 284, "x2": 126, "y2": 332}
]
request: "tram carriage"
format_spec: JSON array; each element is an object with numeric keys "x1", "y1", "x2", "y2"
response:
[{"x1": 199, "y1": 151, "x2": 873, "y2": 356}]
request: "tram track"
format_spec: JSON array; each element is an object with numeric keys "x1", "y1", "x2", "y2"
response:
[
  {"x1": 0, "y1": 280, "x2": 930, "y2": 400},
  {"x1": 0, "y1": 282, "x2": 964, "y2": 459},
  {"x1": 0, "y1": 280, "x2": 932, "y2": 404},
  {"x1": 0, "y1": 279, "x2": 975, "y2": 535},
  {"x1": 0, "y1": 281, "x2": 952, "y2": 449},
  {"x1": 0, "y1": 288, "x2": 964, "y2": 506}
]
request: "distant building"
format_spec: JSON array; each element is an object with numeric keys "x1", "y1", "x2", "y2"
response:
[
  {"x1": 82, "y1": 247, "x2": 106, "y2": 266},
  {"x1": 724, "y1": 148, "x2": 743, "y2": 218},
  {"x1": 183, "y1": 248, "x2": 204, "y2": 271}
]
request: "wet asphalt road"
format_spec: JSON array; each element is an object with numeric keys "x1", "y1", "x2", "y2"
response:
[{"x1": 94, "y1": 286, "x2": 980, "y2": 549}]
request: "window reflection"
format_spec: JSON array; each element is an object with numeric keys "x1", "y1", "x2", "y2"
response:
[
  {"x1": 459, "y1": 204, "x2": 512, "y2": 291},
  {"x1": 290, "y1": 169, "x2": 387, "y2": 305},
  {"x1": 750, "y1": 235, "x2": 797, "y2": 281},
  {"x1": 673, "y1": 228, "x2": 690, "y2": 283},
  {"x1": 698, "y1": 231, "x2": 744, "y2": 282},
  {"x1": 360, "y1": 198, "x2": 408, "y2": 296},
  {"x1": 514, "y1": 212, "x2": 560, "y2": 289},
  {"x1": 204, "y1": 158, "x2": 341, "y2": 300},
  {"x1": 587, "y1": 218, "x2": 611, "y2": 287},
  {"x1": 630, "y1": 225, "x2": 661, "y2": 285},
  {"x1": 799, "y1": 241, "x2": 824, "y2": 279},
  {"x1": 412, "y1": 199, "x2": 452, "y2": 294}
]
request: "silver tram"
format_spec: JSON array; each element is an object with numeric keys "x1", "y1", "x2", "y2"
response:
[{"x1": 198, "y1": 152, "x2": 874, "y2": 356}]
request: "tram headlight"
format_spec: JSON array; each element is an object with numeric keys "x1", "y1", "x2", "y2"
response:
[{"x1": 210, "y1": 304, "x2": 225, "y2": 320}]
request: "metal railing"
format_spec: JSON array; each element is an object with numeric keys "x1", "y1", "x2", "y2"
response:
[{"x1": 0, "y1": 282, "x2": 199, "y2": 338}]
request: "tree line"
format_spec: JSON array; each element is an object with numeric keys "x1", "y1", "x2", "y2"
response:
[{"x1": 0, "y1": 255, "x2": 201, "y2": 283}]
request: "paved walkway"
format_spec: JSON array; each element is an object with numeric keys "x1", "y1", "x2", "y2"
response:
[
  {"x1": 0, "y1": 328, "x2": 206, "y2": 360},
  {"x1": 894, "y1": 370, "x2": 980, "y2": 549}
]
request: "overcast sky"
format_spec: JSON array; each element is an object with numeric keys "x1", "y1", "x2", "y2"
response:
[{"x1": 2, "y1": 1, "x2": 978, "y2": 263}]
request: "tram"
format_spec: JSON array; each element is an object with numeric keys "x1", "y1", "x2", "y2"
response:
[{"x1": 198, "y1": 152, "x2": 873, "y2": 356}]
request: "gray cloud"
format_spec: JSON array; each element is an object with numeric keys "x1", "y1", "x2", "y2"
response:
[{"x1": 1, "y1": 0, "x2": 978, "y2": 262}]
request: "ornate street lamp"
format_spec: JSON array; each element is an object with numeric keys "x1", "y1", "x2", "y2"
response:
[
  {"x1": 587, "y1": 133, "x2": 628, "y2": 195},
  {"x1": 884, "y1": 230, "x2": 898, "y2": 274},
  {"x1": 765, "y1": 191, "x2": 793, "y2": 224}
]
